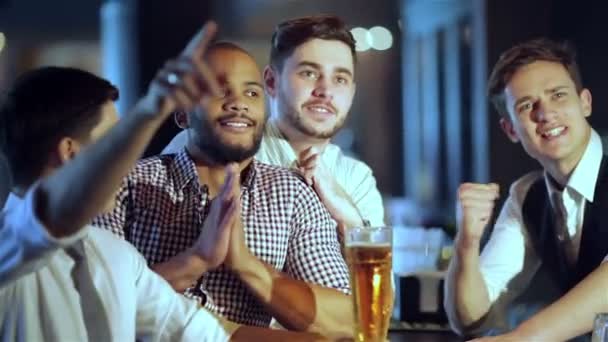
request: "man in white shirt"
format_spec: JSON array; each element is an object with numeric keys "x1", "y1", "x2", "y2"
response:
[
  {"x1": 0, "y1": 22, "x2": 324, "y2": 342},
  {"x1": 164, "y1": 15, "x2": 384, "y2": 236},
  {"x1": 444, "y1": 38, "x2": 608, "y2": 340}
]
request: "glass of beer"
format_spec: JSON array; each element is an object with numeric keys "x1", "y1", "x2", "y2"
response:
[
  {"x1": 345, "y1": 226, "x2": 393, "y2": 342},
  {"x1": 592, "y1": 313, "x2": 608, "y2": 342}
]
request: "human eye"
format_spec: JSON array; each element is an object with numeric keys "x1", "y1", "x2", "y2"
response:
[
  {"x1": 299, "y1": 69, "x2": 318, "y2": 80},
  {"x1": 244, "y1": 89, "x2": 260, "y2": 98}
]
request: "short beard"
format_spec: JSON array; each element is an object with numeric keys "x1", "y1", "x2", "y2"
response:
[
  {"x1": 191, "y1": 112, "x2": 265, "y2": 164},
  {"x1": 278, "y1": 89, "x2": 346, "y2": 139}
]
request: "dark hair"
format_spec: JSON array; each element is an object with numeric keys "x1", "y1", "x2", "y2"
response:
[
  {"x1": 488, "y1": 38, "x2": 583, "y2": 119},
  {"x1": 0, "y1": 66, "x2": 119, "y2": 188},
  {"x1": 269, "y1": 14, "x2": 357, "y2": 71}
]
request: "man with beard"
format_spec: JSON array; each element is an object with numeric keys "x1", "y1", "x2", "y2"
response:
[
  {"x1": 164, "y1": 15, "x2": 385, "y2": 239},
  {"x1": 94, "y1": 41, "x2": 353, "y2": 339}
]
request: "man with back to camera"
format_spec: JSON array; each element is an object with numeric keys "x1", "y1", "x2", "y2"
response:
[{"x1": 0, "y1": 21, "x2": 327, "y2": 342}]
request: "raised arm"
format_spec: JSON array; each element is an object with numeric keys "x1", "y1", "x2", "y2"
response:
[
  {"x1": 36, "y1": 21, "x2": 222, "y2": 239},
  {"x1": 444, "y1": 183, "x2": 499, "y2": 333}
]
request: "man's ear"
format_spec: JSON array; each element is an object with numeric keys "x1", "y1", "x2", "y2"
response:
[
  {"x1": 500, "y1": 117, "x2": 519, "y2": 143},
  {"x1": 174, "y1": 111, "x2": 189, "y2": 129},
  {"x1": 263, "y1": 65, "x2": 278, "y2": 97},
  {"x1": 580, "y1": 88, "x2": 592, "y2": 118},
  {"x1": 56, "y1": 137, "x2": 81, "y2": 164}
]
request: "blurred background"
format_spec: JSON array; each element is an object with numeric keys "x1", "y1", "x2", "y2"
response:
[
  {"x1": 4, "y1": 0, "x2": 608, "y2": 223},
  {"x1": 2, "y1": 0, "x2": 608, "y2": 328}
]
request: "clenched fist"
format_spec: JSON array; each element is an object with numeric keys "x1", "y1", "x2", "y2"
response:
[{"x1": 456, "y1": 182, "x2": 500, "y2": 249}]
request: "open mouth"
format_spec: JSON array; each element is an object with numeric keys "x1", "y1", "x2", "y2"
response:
[
  {"x1": 218, "y1": 118, "x2": 254, "y2": 132},
  {"x1": 305, "y1": 104, "x2": 334, "y2": 114},
  {"x1": 540, "y1": 126, "x2": 567, "y2": 140}
]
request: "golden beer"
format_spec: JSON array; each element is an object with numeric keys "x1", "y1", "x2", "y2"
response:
[{"x1": 346, "y1": 243, "x2": 393, "y2": 342}]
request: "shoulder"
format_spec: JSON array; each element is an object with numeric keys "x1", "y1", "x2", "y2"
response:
[
  {"x1": 325, "y1": 144, "x2": 373, "y2": 175},
  {"x1": 496, "y1": 170, "x2": 544, "y2": 218},
  {"x1": 88, "y1": 227, "x2": 143, "y2": 265},
  {"x1": 509, "y1": 170, "x2": 544, "y2": 199},
  {"x1": 253, "y1": 161, "x2": 307, "y2": 188},
  {"x1": 127, "y1": 154, "x2": 178, "y2": 182}
]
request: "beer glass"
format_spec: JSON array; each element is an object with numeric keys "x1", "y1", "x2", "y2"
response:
[
  {"x1": 345, "y1": 226, "x2": 393, "y2": 342},
  {"x1": 592, "y1": 313, "x2": 608, "y2": 342}
]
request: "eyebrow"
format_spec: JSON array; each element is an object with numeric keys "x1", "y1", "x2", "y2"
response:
[
  {"x1": 546, "y1": 85, "x2": 569, "y2": 93},
  {"x1": 297, "y1": 61, "x2": 354, "y2": 78},
  {"x1": 243, "y1": 81, "x2": 264, "y2": 89},
  {"x1": 513, "y1": 85, "x2": 571, "y2": 108}
]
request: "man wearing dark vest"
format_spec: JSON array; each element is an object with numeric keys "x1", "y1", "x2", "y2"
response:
[{"x1": 444, "y1": 38, "x2": 606, "y2": 341}]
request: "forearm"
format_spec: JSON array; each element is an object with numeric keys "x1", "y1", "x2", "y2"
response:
[
  {"x1": 234, "y1": 256, "x2": 354, "y2": 339},
  {"x1": 231, "y1": 326, "x2": 327, "y2": 342},
  {"x1": 445, "y1": 239, "x2": 491, "y2": 333},
  {"x1": 513, "y1": 262, "x2": 608, "y2": 341},
  {"x1": 152, "y1": 248, "x2": 209, "y2": 292},
  {"x1": 37, "y1": 101, "x2": 167, "y2": 237}
]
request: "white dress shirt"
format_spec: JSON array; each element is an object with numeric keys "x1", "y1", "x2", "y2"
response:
[
  {"x1": 479, "y1": 129, "x2": 603, "y2": 303},
  {"x1": 0, "y1": 189, "x2": 239, "y2": 341},
  {"x1": 163, "y1": 120, "x2": 385, "y2": 226}
]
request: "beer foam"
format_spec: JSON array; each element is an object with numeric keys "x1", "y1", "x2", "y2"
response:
[{"x1": 346, "y1": 242, "x2": 391, "y2": 248}]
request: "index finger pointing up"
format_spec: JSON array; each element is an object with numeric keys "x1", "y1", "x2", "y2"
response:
[{"x1": 181, "y1": 21, "x2": 218, "y2": 58}]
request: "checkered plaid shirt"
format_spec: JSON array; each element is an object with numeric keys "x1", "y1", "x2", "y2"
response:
[{"x1": 92, "y1": 149, "x2": 350, "y2": 327}]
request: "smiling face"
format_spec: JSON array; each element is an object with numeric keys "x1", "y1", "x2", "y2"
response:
[
  {"x1": 187, "y1": 47, "x2": 266, "y2": 164},
  {"x1": 268, "y1": 38, "x2": 356, "y2": 139},
  {"x1": 501, "y1": 60, "x2": 592, "y2": 169}
]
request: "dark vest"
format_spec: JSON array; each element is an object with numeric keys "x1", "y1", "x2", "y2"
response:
[{"x1": 522, "y1": 142, "x2": 608, "y2": 294}]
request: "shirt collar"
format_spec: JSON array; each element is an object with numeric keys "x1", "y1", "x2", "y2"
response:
[
  {"x1": 4, "y1": 191, "x2": 23, "y2": 210},
  {"x1": 173, "y1": 147, "x2": 257, "y2": 191},
  {"x1": 265, "y1": 119, "x2": 298, "y2": 167},
  {"x1": 173, "y1": 148, "x2": 199, "y2": 190},
  {"x1": 242, "y1": 160, "x2": 258, "y2": 190},
  {"x1": 544, "y1": 129, "x2": 603, "y2": 203},
  {"x1": 265, "y1": 119, "x2": 338, "y2": 168}
]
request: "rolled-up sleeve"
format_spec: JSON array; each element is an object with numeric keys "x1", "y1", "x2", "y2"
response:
[
  {"x1": 479, "y1": 176, "x2": 538, "y2": 303},
  {"x1": 285, "y1": 184, "x2": 351, "y2": 294}
]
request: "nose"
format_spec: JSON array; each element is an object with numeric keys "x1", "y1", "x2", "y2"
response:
[
  {"x1": 311, "y1": 77, "x2": 333, "y2": 100},
  {"x1": 533, "y1": 99, "x2": 558, "y2": 123},
  {"x1": 222, "y1": 94, "x2": 249, "y2": 115}
]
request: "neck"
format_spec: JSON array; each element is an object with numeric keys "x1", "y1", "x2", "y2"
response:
[
  {"x1": 11, "y1": 186, "x2": 27, "y2": 198},
  {"x1": 274, "y1": 117, "x2": 330, "y2": 156},
  {"x1": 12, "y1": 165, "x2": 56, "y2": 198},
  {"x1": 542, "y1": 129, "x2": 592, "y2": 186},
  {"x1": 186, "y1": 145, "x2": 251, "y2": 197}
]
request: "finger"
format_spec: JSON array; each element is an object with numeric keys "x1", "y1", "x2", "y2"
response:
[
  {"x1": 166, "y1": 58, "x2": 206, "y2": 102},
  {"x1": 181, "y1": 21, "x2": 218, "y2": 58},
  {"x1": 191, "y1": 58, "x2": 224, "y2": 98},
  {"x1": 298, "y1": 146, "x2": 320, "y2": 163},
  {"x1": 299, "y1": 153, "x2": 319, "y2": 170},
  {"x1": 219, "y1": 168, "x2": 236, "y2": 199},
  {"x1": 460, "y1": 182, "x2": 500, "y2": 192},
  {"x1": 297, "y1": 168, "x2": 314, "y2": 186},
  {"x1": 155, "y1": 70, "x2": 198, "y2": 111},
  {"x1": 219, "y1": 199, "x2": 238, "y2": 231},
  {"x1": 458, "y1": 188, "x2": 498, "y2": 202},
  {"x1": 460, "y1": 199, "x2": 495, "y2": 212}
]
